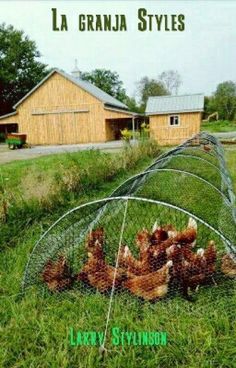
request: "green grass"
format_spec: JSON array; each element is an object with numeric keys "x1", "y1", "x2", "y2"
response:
[
  {"x1": 0, "y1": 144, "x2": 236, "y2": 367},
  {"x1": 201, "y1": 120, "x2": 236, "y2": 133}
]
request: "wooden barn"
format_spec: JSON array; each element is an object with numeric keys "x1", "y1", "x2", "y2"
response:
[
  {"x1": 0, "y1": 68, "x2": 136, "y2": 145},
  {"x1": 146, "y1": 94, "x2": 204, "y2": 145}
]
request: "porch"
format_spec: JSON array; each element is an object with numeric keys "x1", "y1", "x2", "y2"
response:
[{"x1": 105, "y1": 116, "x2": 145, "y2": 141}]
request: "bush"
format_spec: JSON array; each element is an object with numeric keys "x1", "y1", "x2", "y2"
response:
[{"x1": 0, "y1": 132, "x2": 5, "y2": 142}]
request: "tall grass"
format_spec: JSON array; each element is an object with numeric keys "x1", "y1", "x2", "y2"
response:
[{"x1": 0, "y1": 140, "x2": 160, "y2": 250}]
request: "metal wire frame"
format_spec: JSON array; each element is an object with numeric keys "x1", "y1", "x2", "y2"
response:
[
  {"x1": 22, "y1": 132, "x2": 236, "y2": 291},
  {"x1": 21, "y1": 194, "x2": 236, "y2": 292},
  {"x1": 113, "y1": 168, "x2": 231, "y2": 205},
  {"x1": 112, "y1": 132, "x2": 235, "y2": 208}
]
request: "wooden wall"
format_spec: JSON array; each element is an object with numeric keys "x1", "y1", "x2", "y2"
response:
[
  {"x1": 3, "y1": 72, "x2": 107, "y2": 144},
  {"x1": 149, "y1": 112, "x2": 201, "y2": 145},
  {"x1": 0, "y1": 72, "x2": 135, "y2": 145}
]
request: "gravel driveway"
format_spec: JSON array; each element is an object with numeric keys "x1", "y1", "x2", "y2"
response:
[
  {"x1": 213, "y1": 131, "x2": 236, "y2": 139},
  {"x1": 0, "y1": 141, "x2": 125, "y2": 164}
]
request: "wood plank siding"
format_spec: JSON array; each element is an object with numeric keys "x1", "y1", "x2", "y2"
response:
[
  {"x1": 0, "y1": 72, "x2": 111, "y2": 144},
  {"x1": 149, "y1": 112, "x2": 201, "y2": 145},
  {"x1": 17, "y1": 72, "x2": 105, "y2": 144},
  {"x1": 0, "y1": 71, "x2": 136, "y2": 145}
]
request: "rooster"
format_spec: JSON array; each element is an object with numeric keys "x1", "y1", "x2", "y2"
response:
[
  {"x1": 42, "y1": 255, "x2": 74, "y2": 292},
  {"x1": 123, "y1": 260, "x2": 173, "y2": 301},
  {"x1": 221, "y1": 253, "x2": 236, "y2": 277},
  {"x1": 77, "y1": 228, "x2": 126, "y2": 292}
]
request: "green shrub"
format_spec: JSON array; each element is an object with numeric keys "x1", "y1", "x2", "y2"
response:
[{"x1": 0, "y1": 132, "x2": 5, "y2": 142}]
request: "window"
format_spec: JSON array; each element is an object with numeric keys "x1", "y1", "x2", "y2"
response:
[{"x1": 169, "y1": 115, "x2": 180, "y2": 126}]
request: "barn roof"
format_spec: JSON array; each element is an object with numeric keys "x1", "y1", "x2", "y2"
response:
[
  {"x1": 14, "y1": 68, "x2": 128, "y2": 110},
  {"x1": 146, "y1": 93, "x2": 204, "y2": 115}
]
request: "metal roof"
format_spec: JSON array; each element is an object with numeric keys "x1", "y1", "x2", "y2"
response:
[
  {"x1": 14, "y1": 68, "x2": 128, "y2": 110},
  {"x1": 0, "y1": 111, "x2": 17, "y2": 120},
  {"x1": 146, "y1": 93, "x2": 204, "y2": 115}
]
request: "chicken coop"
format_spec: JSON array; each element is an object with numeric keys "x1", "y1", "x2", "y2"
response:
[{"x1": 22, "y1": 132, "x2": 236, "y2": 352}]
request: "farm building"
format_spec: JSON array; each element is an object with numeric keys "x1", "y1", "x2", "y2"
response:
[
  {"x1": 146, "y1": 94, "x2": 204, "y2": 145},
  {"x1": 0, "y1": 68, "x2": 136, "y2": 145}
]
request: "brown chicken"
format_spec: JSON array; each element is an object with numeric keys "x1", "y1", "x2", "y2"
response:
[
  {"x1": 150, "y1": 226, "x2": 169, "y2": 245},
  {"x1": 120, "y1": 219, "x2": 198, "y2": 276},
  {"x1": 148, "y1": 221, "x2": 197, "y2": 271},
  {"x1": 118, "y1": 229, "x2": 152, "y2": 275},
  {"x1": 174, "y1": 227, "x2": 197, "y2": 246},
  {"x1": 168, "y1": 241, "x2": 217, "y2": 299},
  {"x1": 42, "y1": 255, "x2": 74, "y2": 292},
  {"x1": 221, "y1": 254, "x2": 236, "y2": 277},
  {"x1": 86, "y1": 228, "x2": 105, "y2": 256},
  {"x1": 77, "y1": 229, "x2": 126, "y2": 292},
  {"x1": 123, "y1": 260, "x2": 173, "y2": 301},
  {"x1": 151, "y1": 221, "x2": 177, "y2": 243},
  {"x1": 203, "y1": 144, "x2": 212, "y2": 152}
]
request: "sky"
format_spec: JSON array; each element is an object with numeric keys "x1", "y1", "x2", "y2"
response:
[{"x1": 0, "y1": 0, "x2": 236, "y2": 99}]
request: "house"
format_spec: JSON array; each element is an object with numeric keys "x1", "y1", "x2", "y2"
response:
[
  {"x1": 146, "y1": 93, "x2": 204, "y2": 145},
  {"x1": 0, "y1": 68, "x2": 136, "y2": 145}
]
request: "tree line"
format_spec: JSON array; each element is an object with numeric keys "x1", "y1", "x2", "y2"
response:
[{"x1": 0, "y1": 23, "x2": 236, "y2": 121}]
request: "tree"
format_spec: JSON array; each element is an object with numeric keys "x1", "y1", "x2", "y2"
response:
[
  {"x1": 213, "y1": 81, "x2": 236, "y2": 120},
  {"x1": 158, "y1": 70, "x2": 182, "y2": 95},
  {"x1": 81, "y1": 69, "x2": 127, "y2": 103},
  {"x1": 138, "y1": 76, "x2": 169, "y2": 111},
  {"x1": 123, "y1": 96, "x2": 143, "y2": 113},
  {"x1": 0, "y1": 23, "x2": 49, "y2": 115}
]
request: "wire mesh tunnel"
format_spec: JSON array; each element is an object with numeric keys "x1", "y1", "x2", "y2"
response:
[{"x1": 21, "y1": 132, "x2": 236, "y2": 349}]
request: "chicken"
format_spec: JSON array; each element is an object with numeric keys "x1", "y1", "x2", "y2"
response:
[
  {"x1": 203, "y1": 144, "x2": 212, "y2": 152},
  {"x1": 77, "y1": 255, "x2": 126, "y2": 293},
  {"x1": 119, "y1": 227, "x2": 170, "y2": 275},
  {"x1": 163, "y1": 224, "x2": 178, "y2": 238},
  {"x1": 221, "y1": 254, "x2": 236, "y2": 277},
  {"x1": 118, "y1": 230, "x2": 152, "y2": 275},
  {"x1": 118, "y1": 245, "x2": 145, "y2": 275},
  {"x1": 150, "y1": 228, "x2": 169, "y2": 245},
  {"x1": 148, "y1": 225, "x2": 197, "y2": 271},
  {"x1": 86, "y1": 228, "x2": 105, "y2": 257},
  {"x1": 123, "y1": 260, "x2": 173, "y2": 301},
  {"x1": 174, "y1": 227, "x2": 197, "y2": 247},
  {"x1": 77, "y1": 228, "x2": 126, "y2": 292},
  {"x1": 203, "y1": 240, "x2": 217, "y2": 278},
  {"x1": 151, "y1": 222, "x2": 169, "y2": 244},
  {"x1": 42, "y1": 255, "x2": 74, "y2": 292},
  {"x1": 168, "y1": 241, "x2": 217, "y2": 299},
  {"x1": 139, "y1": 218, "x2": 197, "y2": 272},
  {"x1": 151, "y1": 221, "x2": 177, "y2": 242},
  {"x1": 136, "y1": 229, "x2": 151, "y2": 261}
]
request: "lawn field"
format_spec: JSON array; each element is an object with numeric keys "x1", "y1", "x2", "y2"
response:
[
  {"x1": 0, "y1": 143, "x2": 235, "y2": 368},
  {"x1": 201, "y1": 120, "x2": 236, "y2": 133}
]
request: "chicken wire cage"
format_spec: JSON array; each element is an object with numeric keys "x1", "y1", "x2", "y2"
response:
[{"x1": 21, "y1": 132, "x2": 236, "y2": 350}]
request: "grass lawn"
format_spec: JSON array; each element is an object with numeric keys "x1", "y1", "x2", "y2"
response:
[
  {"x1": 201, "y1": 120, "x2": 236, "y2": 133},
  {"x1": 0, "y1": 144, "x2": 235, "y2": 368}
]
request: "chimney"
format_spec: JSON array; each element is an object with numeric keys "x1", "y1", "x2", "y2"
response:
[{"x1": 71, "y1": 59, "x2": 81, "y2": 78}]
